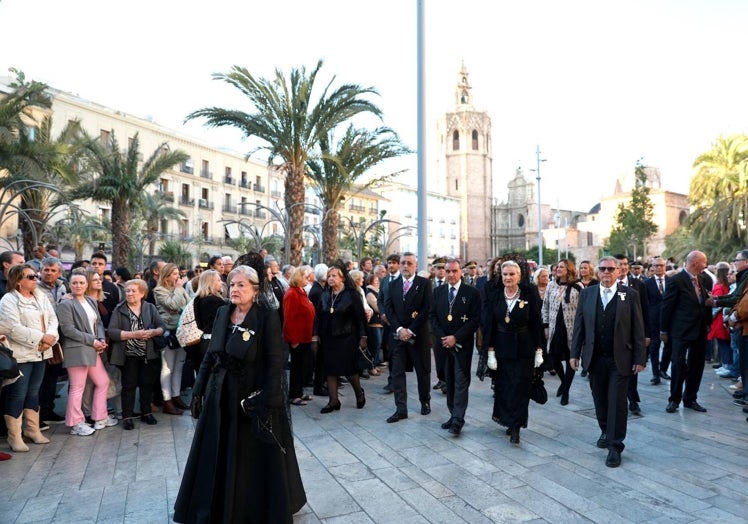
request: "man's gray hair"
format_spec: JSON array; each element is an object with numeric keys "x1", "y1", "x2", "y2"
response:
[{"x1": 314, "y1": 263, "x2": 329, "y2": 283}]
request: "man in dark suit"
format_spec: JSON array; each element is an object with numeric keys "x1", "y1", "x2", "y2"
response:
[
  {"x1": 379, "y1": 254, "x2": 401, "y2": 394},
  {"x1": 382, "y1": 252, "x2": 432, "y2": 422},
  {"x1": 644, "y1": 257, "x2": 671, "y2": 384},
  {"x1": 614, "y1": 254, "x2": 650, "y2": 415},
  {"x1": 571, "y1": 256, "x2": 647, "y2": 468},
  {"x1": 429, "y1": 258, "x2": 480, "y2": 435},
  {"x1": 660, "y1": 250, "x2": 712, "y2": 414},
  {"x1": 431, "y1": 257, "x2": 448, "y2": 393}
]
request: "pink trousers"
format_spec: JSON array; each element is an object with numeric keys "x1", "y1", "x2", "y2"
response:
[{"x1": 65, "y1": 355, "x2": 110, "y2": 426}]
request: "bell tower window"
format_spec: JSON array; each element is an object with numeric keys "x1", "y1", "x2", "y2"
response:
[
  {"x1": 472, "y1": 130, "x2": 479, "y2": 150},
  {"x1": 452, "y1": 130, "x2": 460, "y2": 151}
]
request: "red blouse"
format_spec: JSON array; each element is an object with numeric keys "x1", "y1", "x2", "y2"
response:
[{"x1": 282, "y1": 286, "x2": 315, "y2": 345}]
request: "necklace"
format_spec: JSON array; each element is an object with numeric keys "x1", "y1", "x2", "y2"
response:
[
  {"x1": 504, "y1": 288, "x2": 520, "y2": 323},
  {"x1": 329, "y1": 289, "x2": 342, "y2": 314},
  {"x1": 447, "y1": 286, "x2": 457, "y2": 321}
]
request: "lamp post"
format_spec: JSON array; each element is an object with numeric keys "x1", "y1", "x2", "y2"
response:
[{"x1": 531, "y1": 145, "x2": 547, "y2": 267}]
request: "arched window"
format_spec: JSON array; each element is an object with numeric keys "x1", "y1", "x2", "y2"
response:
[
  {"x1": 517, "y1": 214, "x2": 525, "y2": 227},
  {"x1": 472, "y1": 130, "x2": 479, "y2": 150},
  {"x1": 452, "y1": 130, "x2": 460, "y2": 150}
]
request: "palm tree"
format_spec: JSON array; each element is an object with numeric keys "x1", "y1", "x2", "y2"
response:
[
  {"x1": 75, "y1": 131, "x2": 189, "y2": 267},
  {"x1": 688, "y1": 134, "x2": 748, "y2": 259},
  {"x1": 306, "y1": 125, "x2": 410, "y2": 263},
  {"x1": 186, "y1": 60, "x2": 383, "y2": 265},
  {"x1": 139, "y1": 192, "x2": 187, "y2": 257},
  {"x1": 158, "y1": 239, "x2": 192, "y2": 268}
]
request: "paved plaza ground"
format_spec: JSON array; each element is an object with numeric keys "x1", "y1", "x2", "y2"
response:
[{"x1": 1, "y1": 358, "x2": 747, "y2": 523}]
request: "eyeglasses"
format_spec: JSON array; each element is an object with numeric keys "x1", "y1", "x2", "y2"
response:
[
  {"x1": 23, "y1": 274, "x2": 38, "y2": 281},
  {"x1": 733, "y1": 259, "x2": 745, "y2": 263},
  {"x1": 599, "y1": 267, "x2": 617, "y2": 272}
]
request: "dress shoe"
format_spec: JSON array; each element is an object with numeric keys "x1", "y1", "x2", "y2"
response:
[
  {"x1": 356, "y1": 390, "x2": 366, "y2": 409},
  {"x1": 382, "y1": 385, "x2": 393, "y2": 394},
  {"x1": 448, "y1": 421, "x2": 463, "y2": 435},
  {"x1": 660, "y1": 371, "x2": 671, "y2": 380},
  {"x1": 420, "y1": 402, "x2": 431, "y2": 415},
  {"x1": 386, "y1": 412, "x2": 408, "y2": 423},
  {"x1": 162, "y1": 400, "x2": 183, "y2": 415},
  {"x1": 441, "y1": 417, "x2": 454, "y2": 429},
  {"x1": 580, "y1": 370, "x2": 588, "y2": 378},
  {"x1": 320, "y1": 401, "x2": 341, "y2": 414},
  {"x1": 733, "y1": 390, "x2": 746, "y2": 399},
  {"x1": 684, "y1": 401, "x2": 707, "y2": 412},
  {"x1": 510, "y1": 427, "x2": 520, "y2": 444},
  {"x1": 41, "y1": 411, "x2": 65, "y2": 424},
  {"x1": 605, "y1": 449, "x2": 621, "y2": 468},
  {"x1": 732, "y1": 399, "x2": 748, "y2": 407},
  {"x1": 665, "y1": 401, "x2": 678, "y2": 413},
  {"x1": 629, "y1": 402, "x2": 641, "y2": 415},
  {"x1": 140, "y1": 414, "x2": 157, "y2": 425},
  {"x1": 596, "y1": 432, "x2": 609, "y2": 448},
  {"x1": 172, "y1": 396, "x2": 190, "y2": 410},
  {"x1": 556, "y1": 385, "x2": 564, "y2": 397},
  {"x1": 441, "y1": 385, "x2": 447, "y2": 395},
  {"x1": 433, "y1": 380, "x2": 445, "y2": 390},
  {"x1": 560, "y1": 393, "x2": 569, "y2": 406},
  {"x1": 123, "y1": 419, "x2": 135, "y2": 430},
  {"x1": 650, "y1": 377, "x2": 661, "y2": 385}
]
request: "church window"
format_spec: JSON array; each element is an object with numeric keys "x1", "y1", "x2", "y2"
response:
[
  {"x1": 452, "y1": 130, "x2": 459, "y2": 150},
  {"x1": 472, "y1": 130, "x2": 478, "y2": 150},
  {"x1": 455, "y1": 179, "x2": 458, "y2": 191},
  {"x1": 517, "y1": 214, "x2": 525, "y2": 227}
]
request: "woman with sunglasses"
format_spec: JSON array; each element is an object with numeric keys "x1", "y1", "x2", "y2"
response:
[{"x1": 0, "y1": 265, "x2": 59, "y2": 452}]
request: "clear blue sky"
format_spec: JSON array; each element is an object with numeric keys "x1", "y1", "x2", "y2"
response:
[{"x1": 3, "y1": 0, "x2": 746, "y2": 212}]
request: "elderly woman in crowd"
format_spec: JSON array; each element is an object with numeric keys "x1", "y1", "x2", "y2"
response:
[
  {"x1": 174, "y1": 266, "x2": 306, "y2": 523},
  {"x1": 0, "y1": 264, "x2": 59, "y2": 451},
  {"x1": 365, "y1": 273, "x2": 383, "y2": 375},
  {"x1": 533, "y1": 266, "x2": 550, "y2": 300},
  {"x1": 312, "y1": 262, "x2": 368, "y2": 413},
  {"x1": 283, "y1": 267, "x2": 316, "y2": 406},
  {"x1": 108, "y1": 279, "x2": 165, "y2": 430},
  {"x1": 542, "y1": 259, "x2": 584, "y2": 405},
  {"x1": 57, "y1": 269, "x2": 115, "y2": 436},
  {"x1": 154, "y1": 262, "x2": 190, "y2": 415},
  {"x1": 484, "y1": 260, "x2": 544, "y2": 444}
]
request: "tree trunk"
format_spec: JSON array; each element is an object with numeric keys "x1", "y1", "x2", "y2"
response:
[
  {"x1": 110, "y1": 199, "x2": 131, "y2": 268},
  {"x1": 285, "y1": 166, "x2": 305, "y2": 266},
  {"x1": 322, "y1": 208, "x2": 340, "y2": 265}
]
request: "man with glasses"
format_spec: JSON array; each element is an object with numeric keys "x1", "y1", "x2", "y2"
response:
[
  {"x1": 382, "y1": 252, "x2": 432, "y2": 422},
  {"x1": 644, "y1": 257, "x2": 671, "y2": 385},
  {"x1": 571, "y1": 257, "x2": 646, "y2": 468},
  {"x1": 429, "y1": 258, "x2": 480, "y2": 435},
  {"x1": 661, "y1": 251, "x2": 712, "y2": 414}
]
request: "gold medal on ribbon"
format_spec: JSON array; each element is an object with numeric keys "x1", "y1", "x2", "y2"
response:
[
  {"x1": 242, "y1": 331, "x2": 250, "y2": 341},
  {"x1": 505, "y1": 315, "x2": 510, "y2": 323},
  {"x1": 412, "y1": 311, "x2": 418, "y2": 319},
  {"x1": 447, "y1": 314, "x2": 453, "y2": 321},
  {"x1": 519, "y1": 301, "x2": 525, "y2": 309},
  {"x1": 330, "y1": 307, "x2": 334, "y2": 314}
]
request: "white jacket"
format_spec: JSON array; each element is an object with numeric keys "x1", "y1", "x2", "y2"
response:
[{"x1": 0, "y1": 290, "x2": 59, "y2": 363}]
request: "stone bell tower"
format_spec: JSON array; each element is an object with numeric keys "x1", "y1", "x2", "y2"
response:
[{"x1": 436, "y1": 62, "x2": 493, "y2": 263}]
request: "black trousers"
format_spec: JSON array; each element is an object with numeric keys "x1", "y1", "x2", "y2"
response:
[
  {"x1": 288, "y1": 343, "x2": 312, "y2": 399},
  {"x1": 648, "y1": 329, "x2": 672, "y2": 377},
  {"x1": 390, "y1": 341, "x2": 430, "y2": 414},
  {"x1": 120, "y1": 356, "x2": 160, "y2": 418},
  {"x1": 669, "y1": 336, "x2": 706, "y2": 405},
  {"x1": 444, "y1": 345, "x2": 472, "y2": 423},
  {"x1": 39, "y1": 361, "x2": 64, "y2": 417},
  {"x1": 432, "y1": 335, "x2": 446, "y2": 383},
  {"x1": 588, "y1": 354, "x2": 630, "y2": 452}
]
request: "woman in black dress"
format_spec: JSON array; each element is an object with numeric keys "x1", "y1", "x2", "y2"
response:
[
  {"x1": 312, "y1": 262, "x2": 368, "y2": 413},
  {"x1": 483, "y1": 260, "x2": 544, "y2": 444},
  {"x1": 174, "y1": 266, "x2": 306, "y2": 523}
]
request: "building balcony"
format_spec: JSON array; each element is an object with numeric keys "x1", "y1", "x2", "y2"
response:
[
  {"x1": 180, "y1": 164, "x2": 194, "y2": 175},
  {"x1": 179, "y1": 196, "x2": 194, "y2": 207},
  {"x1": 198, "y1": 199, "x2": 214, "y2": 210},
  {"x1": 224, "y1": 176, "x2": 234, "y2": 185},
  {"x1": 368, "y1": 207, "x2": 378, "y2": 216},
  {"x1": 271, "y1": 190, "x2": 282, "y2": 198},
  {"x1": 222, "y1": 203, "x2": 237, "y2": 214},
  {"x1": 254, "y1": 210, "x2": 266, "y2": 219},
  {"x1": 200, "y1": 170, "x2": 213, "y2": 180},
  {"x1": 157, "y1": 191, "x2": 174, "y2": 203},
  {"x1": 349, "y1": 204, "x2": 365, "y2": 212},
  {"x1": 253, "y1": 183, "x2": 265, "y2": 193},
  {"x1": 240, "y1": 180, "x2": 250, "y2": 189},
  {"x1": 239, "y1": 206, "x2": 252, "y2": 216}
]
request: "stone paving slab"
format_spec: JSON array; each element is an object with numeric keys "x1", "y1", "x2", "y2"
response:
[{"x1": 1, "y1": 356, "x2": 747, "y2": 523}]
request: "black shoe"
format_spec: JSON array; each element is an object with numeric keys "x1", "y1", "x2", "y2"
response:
[
  {"x1": 660, "y1": 371, "x2": 671, "y2": 380},
  {"x1": 421, "y1": 402, "x2": 431, "y2": 415},
  {"x1": 650, "y1": 377, "x2": 661, "y2": 385},
  {"x1": 596, "y1": 432, "x2": 609, "y2": 448},
  {"x1": 382, "y1": 385, "x2": 393, "y2": 394},
  {"x1": 123, "y1": 419, "x2": 135, "y2": 430},
  {"x1": 510, "y1": 427, "x2": 520, "y2": 444},
  {"x1": 743, "y1": 406, "x2": 748, "y2": 414},
  {"x1": 433, "y1": 380, "x2": 445, "y2": 390},
  {"x1": 140, "y1": 414, "x2": 157, "y2": 425},
  {"x1": 556, "y1": 385, "x2": 564, "y2": 397},
  {"x1": 441, "y1": 417, "x2": 454, "y2": 429},
  {"x1": 666, "y1": 401, "x2": 678, "y2": 413},
  {"x1": 386, "y1": 412, "x2": 408, "y2": 423},
  {"x1": 313, "y1": 386, "x2": 329, "y2": 397},
  {"x1": 560, "y1": 393, "x2": 569, "y2": 406},
  {"x1": 684, "y1": 401, "x2": 707, "y2": 412},
  {"x1": 356, "y1": 390, "x2": 366, "y2": 409},
  {"x1": 441, "y1": 386, "x2": 447, "y2": 395},
  {"x1": 629, "y1": 402, "x2": 641, "y2": 415},
  {"x1": 734, "y1": 390, "x2": 746, "y2": 399},
  {"x1": 320, "y1": 401, "x2": 341, "y2": 414},
  {"x1": 39, "y1": 420, "x2": 50, "y2": 432},
  {"x1": 41, "y1": 412, "x2": 65, "y2": 424},
  {"x1": 85, "y1": 416, "x2": 95, "y2": 425},
  {"x1": 580, "y1": 370, "x2": 588, "y2": 378},
  {"x1": 605, "y1": 449, "x2": 621, "y2": 468},
  {"x1": 448, "y1": 421, "x2": 463, "y2": 435},
  {"x1": 549, "y1": 370, "x2": 557, "y2": 376}
]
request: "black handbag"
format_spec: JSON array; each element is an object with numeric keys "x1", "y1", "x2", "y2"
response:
[
  {"x1": 356, "y1": 345, "x2": 373, "y2": 370},
  {"x1": 529, "y1": 372, "x2": 548, "y2": 405},
  {"x1": 167, "y1": 332, "x2": 181, "y2": 350},
  {"x1": 240, "y1": 390, "x2": 285, "y2": 453},
  {"x1": 0, "y1": 343, "x2": 20, "y2": 379},
  {"x1": 152, "y1": 334, "x2": 167, "y2": 351}
]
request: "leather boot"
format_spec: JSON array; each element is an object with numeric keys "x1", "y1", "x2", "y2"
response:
[
  {"x1": 4, "y1": 415, "x2": 29, "y2": 452},
  {"x1": 162, "y1": 400, "x2": 184, "y2": 415},
  {"x1": 172, "y1": 396, "x2": 189, "y2": 410},
  {"x1": 22, "y1": 409, "x2": 50, "y2": 444}
]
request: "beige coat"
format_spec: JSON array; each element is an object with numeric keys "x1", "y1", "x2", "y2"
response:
[
  {"x1": 0, "y1": 290, "x2": 59, "y2": 363},
  {"x1": 541, "y1": 279, "x2": 582, "y2": 352}
]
